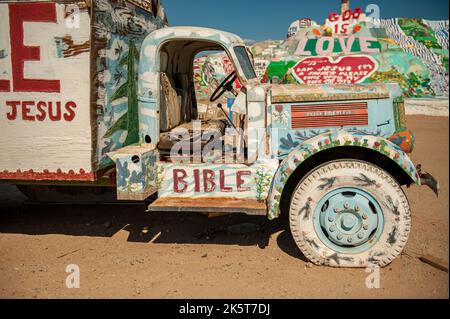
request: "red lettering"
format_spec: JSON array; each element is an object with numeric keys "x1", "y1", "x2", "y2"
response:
[
  {"x1": 63, "y1": 101, "x2": 76, "y2": 121},
  {"x1": 6, "y1": 101, "x2": 19, "y2": 120},
  {"x1": 21, "y1": 101, "x2": 35, "y2": 121},
  {"x1": 354, "y1": 7, "x2": 363, "y2": 19},
  {"x1": 219, "y1": 170, "x2": 232, "y2": 192},
  {"x1": 0, "y1": 79, "x2": 10, "y2": 92},
  {"x1": 173, "y1": 169, "x2": 188, "y2": 193},
  {"x1": 36, "y1": 101, "x2": 47, "y2": 121},
  {"x1": 48, "y1": 101, "x2": 61, "y2": 121},
  {"x1": 237, "y1": 171, "x2": 251, "y2": 192},
  {"x1": 329, "y1": 12, "x2": 339, "y2": 22},
  {"x1": 342, "y1": 9, "x2": 352, "y2": 21},
  {"x1": 341, "y1": 24, "x2": 349, "y2": 34},
  {"x1": 203, "y1": 169, "x2": 215, "y2": 193},
  {"x1": 9, "y1": 3, "x2": 60, "y2": 92},
  {"x1": 193, "y1": 169, "x2": 200, "y2": 192}
]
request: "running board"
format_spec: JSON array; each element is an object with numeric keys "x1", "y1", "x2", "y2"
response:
[{"x1": 147, "y1": 197, "x2": 267, "y2": 216}]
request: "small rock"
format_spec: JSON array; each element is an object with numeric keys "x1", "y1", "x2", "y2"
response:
[
  {"x1": 201, "y1": 253, "x2": 208, "y2": 258},
  {"x1": 305, "y1": 262, "x2": 313, "y2": 268},
  {"x1": 141, "y1": 226, "x2": 150, "y2": 234},
  {"x1": 85, "y1": 222, "x2": 92, "y2": 227},
  {"x1": 103, "y1": 221, "x2": 112, "y2": 228},
  {"x1": 13, "y1": 267, "x2": 19, "y2": 271}
]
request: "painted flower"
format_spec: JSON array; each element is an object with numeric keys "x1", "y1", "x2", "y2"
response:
[
  {"x1": 275, "y1": 105, "x2": 283, "y2": 113},
  {"x1": 374, "y1": 142, "x2": 381, "y2": 148},
  {"x1": 394, "y1": 153, "x2": 400, "y2": 159},
  {"x1": 312, "y1": 28, "x2": 322, "y2": 36},
  {"x1": 325, "y1": 139, "x2": 330, "y2": 145},
  {"x1": 354, "y1": 137, "x2": 359, "y2": 142},
  {"x1": 353, "y1": 25, "x2": 362, "y2": 34}
]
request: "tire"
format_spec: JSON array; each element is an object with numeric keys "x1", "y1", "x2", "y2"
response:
[{"x1": 289, "y1": 160, "x2": 411, "y2": 268}]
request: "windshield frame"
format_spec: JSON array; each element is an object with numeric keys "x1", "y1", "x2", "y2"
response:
[{"x1": 233, "y1": 46, "x2": 257, "y2": 81}]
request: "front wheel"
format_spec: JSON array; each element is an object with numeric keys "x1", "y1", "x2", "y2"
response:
[{"x1": 289, "y1": 160, "x2": 411, "y2": 268}]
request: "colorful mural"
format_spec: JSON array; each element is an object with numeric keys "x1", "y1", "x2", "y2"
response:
[
  {"x1": 193, "y1": 11, "x2": 447, "y2": 99},
  {"x1": 256, "y1": 14, "x2": 449, "y2": 97},
  {"x1": 92, "y1": 0, "x2": 168, "y2": 170},
  {"x1": 267, "y1": 129, "x2": 421, "y2": 220}
]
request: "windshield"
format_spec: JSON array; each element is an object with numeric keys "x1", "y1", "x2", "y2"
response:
[{"x1": 233, "y1": 46, "x2": 257, "y2": 80}]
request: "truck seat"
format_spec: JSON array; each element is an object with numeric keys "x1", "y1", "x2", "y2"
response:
[{"x1": 158, "y1": 119, "x2": 227, "y2": 152}]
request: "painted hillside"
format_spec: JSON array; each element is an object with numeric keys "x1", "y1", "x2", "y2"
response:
[
  {"x1": 255, "y1": 16, "x2": 449, "y2": 97},
  {"x1": 194, "y1": 5, "x2": 448, "y2": 99}
]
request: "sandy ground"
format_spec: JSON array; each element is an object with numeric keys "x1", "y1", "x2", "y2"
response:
[{"x1": 0, "y1": 115, "x2": 448, "y2": 299}]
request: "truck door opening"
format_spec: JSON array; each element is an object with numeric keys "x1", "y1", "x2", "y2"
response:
[{"x1": 156, "y1": 40, "x2": 245, "y2": 163}]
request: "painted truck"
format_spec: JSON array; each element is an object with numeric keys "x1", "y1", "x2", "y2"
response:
[{"x1": 0, "y1": 1, "x2": 439, "y2": 268}]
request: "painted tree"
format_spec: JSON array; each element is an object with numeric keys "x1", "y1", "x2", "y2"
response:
[{"x1": 104, "y1": 38, "x2": 140, "y2": 146}]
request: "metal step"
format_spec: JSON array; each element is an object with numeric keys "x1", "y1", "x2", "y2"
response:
[{"x1": 147, "y1": 197, "x2": 267, "y2": 216}]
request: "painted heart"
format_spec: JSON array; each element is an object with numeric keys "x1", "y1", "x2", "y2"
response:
[{"x1": 292, "y1": 55, "x2": 378, "y2": 84}]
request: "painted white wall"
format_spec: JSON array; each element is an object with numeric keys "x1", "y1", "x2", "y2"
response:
[{"x1": 0, "y1": 3, "x2": 92, "y2": 177}]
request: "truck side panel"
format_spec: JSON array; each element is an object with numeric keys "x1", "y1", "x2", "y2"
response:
[
  {"x1": 91, "y1": 0, "x2": 168, "y2": 172},
  {"x1": 0, "y1": 1, "x2": 93, "y2": 181}
]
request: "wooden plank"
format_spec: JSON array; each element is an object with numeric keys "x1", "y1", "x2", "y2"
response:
[{"x1": 148, "y1": 197, "x2": 267, "y2": 215}]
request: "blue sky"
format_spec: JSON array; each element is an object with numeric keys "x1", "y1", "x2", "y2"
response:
[{"x1": 163, "y1": 0, "x2": 449, "y2": 41}]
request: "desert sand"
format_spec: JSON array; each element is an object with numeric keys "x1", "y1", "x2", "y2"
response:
[{"x1": 0, "y1": 115, "x2": 448, "y2": 298}]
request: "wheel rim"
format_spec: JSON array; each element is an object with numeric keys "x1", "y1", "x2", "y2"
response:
[{"x1": 313, "y1": 187, "x2": 384, "y2": 254}]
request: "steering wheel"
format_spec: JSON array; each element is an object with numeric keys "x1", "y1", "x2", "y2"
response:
[{"x1": 209, "y1": 71, "x2": 238, "y2": 102}]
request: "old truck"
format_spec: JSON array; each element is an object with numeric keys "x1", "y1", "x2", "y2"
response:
[{"x1": 0, "y1": 0, "x2": 439, "y2": 267}]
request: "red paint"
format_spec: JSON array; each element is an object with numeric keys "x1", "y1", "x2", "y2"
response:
[
  {"x1": 292, "y1": 56, "x2": 377, "y2": 85},
  {"x1": 0, "y1": 79, "x2": 10, "y2": 92},
  {"x1": 48, "y1": 101, "x2": 62, "y2": 121},
  {"x1": 6, "y1": 101, "x2": 19, "y2": 120},
  {"x1": 21, "y1": 101, "x2": 35, "y2": 121},
  {"x1": 203, "y1": 169, "x2": 215, "y2": 193},
  {"x1": 329, "y1": 8, "x2": 363, "y2": 22},
  {"x1": 8, "y1": 2, "x2": 60, "y2": 93},
  {"x1": 173, "y1": 169, "x2": 253, "y2": 194},
  {"x1": 219, "y1": 170, "x2": 232, "y2": 192},
  {"x1": 193, "y1": 169, "x2": 201, "y2": 192},
  {"x1": 4, "y1": 100, "x2": 78, "y2": 122},
  {"x1": 64, "y1": 101, "x2": 77, "y2": 121},
  {"x1": 36, "y1": 101, "x2": 46, "y2": 121},
  {"x1": 173, "y1": 169, "x2": 188, "y2": 193},
  {"x1": 0, "y1": 168, "x2": 95, "y2": 181},
  {"x1": 237, "y1": 171, "x2": 251, "y2": 192}
]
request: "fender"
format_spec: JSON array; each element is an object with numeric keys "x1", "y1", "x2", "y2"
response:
[{"x1": 267, "y1": 130, "x2": 420, "y2": 220}]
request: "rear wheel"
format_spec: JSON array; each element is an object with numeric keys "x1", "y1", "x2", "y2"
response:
[{"x1": 289, "y1": 160, "x2": 411, "y2": 268}]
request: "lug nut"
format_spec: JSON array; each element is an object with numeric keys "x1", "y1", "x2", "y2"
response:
[
  {"x1": 362, "y1": 214, "x2": 369, "y2": 220},
  {"x1": 334, "y1": 208, "x2": 341, "y2": 213},
  {"x1": 329, "y1": 226, "x2": 336, "y2": 232},
  {"x1": 337, "y1": 234, "x2": 343, "y2": 240},
  {"x1": 344, "y1": 203, "x2": 349, "y2": 209},
  {"x1": 355, "y1": 206, "x2": 360, "y2": 212},
  {"x1": 347, "y1": 237, "x2": 353, "y2": 243},
  {"x1": 328, "y1": 216, "x2": 334, "y2": 222},
  {"x1": 358, "y1": 233, "x2": 364, "y2": 239},
  {"x1": 363, "y1": 224, "x2": 369, "y2": 230}
]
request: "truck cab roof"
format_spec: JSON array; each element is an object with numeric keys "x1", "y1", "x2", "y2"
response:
[{"x1": 143, "y1": 26, "x2": 246, "y2": 48}]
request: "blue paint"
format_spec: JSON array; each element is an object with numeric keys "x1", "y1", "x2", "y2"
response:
[
  {"x1": 227, "y1": 98, "x2": 235, "y2": 122},
  {"x1": 313, "y1": 187, "x2": 384, "y2": 254}
]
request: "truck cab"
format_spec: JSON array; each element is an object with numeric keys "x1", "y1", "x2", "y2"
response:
[{"x1": 104, "y1": 26, "x2": 439, "y2": 268}]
